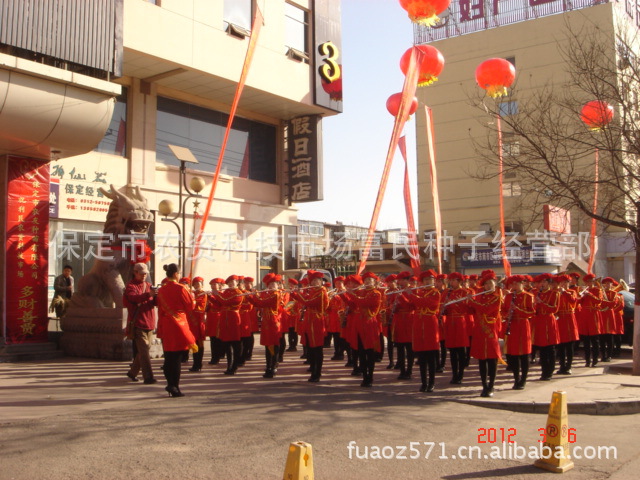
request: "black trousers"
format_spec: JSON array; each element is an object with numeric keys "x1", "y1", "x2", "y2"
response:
[
  {"x1": 288, "y1": 327, "x2": 298, "y2": 349},
  {"x1": 538, "y1": 345, "x2": 556, "y2": 378},
  {"x1": 209, "y1": 337, "x2": 224, "y2": 364},
  {"x1": 581, "y1": 335, "x2": 600, "y2": 365},
  {"x1": 600, "y1": 333, "x2": 613, "y2": 360},
  {"x1": 240, "y1": 336, "x2": 253, "y2": 363},
  {"x1": 163, "y1": 350, "x2": 185, "y2": 390},
  {"x1": 557, "y1": 341, "x2": 574, "y2": 371},
  {"x1": 357, "y1": 336, "x2": 376, "y2": 385},
  {"x1": 224, "y1": 340, "x2": 241, "y2": 372},
  {"x1": 507, "y1": 354, "x2": 529, "y2": 385},
  {"x1": 331, "y1": 332, "x2": 344, "y2": 357},
  {"x1": 479, "y1": 358, "x2": 497, "y2": 389},
  {"x1": 395, "y1": 342, "x2": 414, "y2": 376},
  {"x1": 265, "y1": 345, "x2": 280, "y2": 373},
  {"x1": 417, "y1": 350, "x2": 438, "y2": 387},
  {"x1": 449, "y1": 347, "x2": 466, "y2": 380},
  {"x1": 192, "y1": 341, "x2": 205, "y2": 370},
  {"x1": 307, "y1": 345, "x2": 324, "y2": 379}
]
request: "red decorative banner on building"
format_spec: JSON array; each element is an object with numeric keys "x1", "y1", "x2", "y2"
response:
[{"x1": 5, "y1": 157, "x2": 50, "y2": 343}]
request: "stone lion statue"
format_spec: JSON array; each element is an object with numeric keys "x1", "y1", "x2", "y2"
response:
[{"x1": 70, "y1": 184, "x2": 153, "y2": 308}]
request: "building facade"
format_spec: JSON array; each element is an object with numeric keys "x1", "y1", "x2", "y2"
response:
[
  {"x1": 1, "y1": 0, "x2": 343, "y2": 345},
  {"x1": 414, "y1": 0, "x2": 637, "y2": 280}
]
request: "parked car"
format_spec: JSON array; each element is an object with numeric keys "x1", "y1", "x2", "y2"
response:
[{"x1": 620, "y1": 290, "x2": 635, "y2": 346}]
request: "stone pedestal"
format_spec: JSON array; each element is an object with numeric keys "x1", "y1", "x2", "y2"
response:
[{"x1": 60, "y1": 307, "x2": 163, "y2": 361}]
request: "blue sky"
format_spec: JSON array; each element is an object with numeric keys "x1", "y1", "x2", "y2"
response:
[{"x1": 297, "y1": 0, "x2": 419, "y2": 230}]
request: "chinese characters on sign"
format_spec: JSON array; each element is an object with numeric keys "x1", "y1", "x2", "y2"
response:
[
  {"x1": 288, "y1": 115, "x2": 323, "y2": 203},
  {"x1": 6, "y1": 157, "x2": 50, "y2": 343}
]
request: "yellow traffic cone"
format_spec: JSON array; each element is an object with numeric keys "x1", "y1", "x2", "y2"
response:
[
  {"x1": 283, "y1": 441, "x2": 314, "y2": 480},
  {"x1": 534, "y1": 391, "x2": 575, "y2": 473}
]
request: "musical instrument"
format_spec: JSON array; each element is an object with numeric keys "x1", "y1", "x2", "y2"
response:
[
  {"x1": 442, "y1": 289, "x2": 494, "y2": 308},
  {"x1": 504, "y1": 292, "x2": 516, "y2": 335}
]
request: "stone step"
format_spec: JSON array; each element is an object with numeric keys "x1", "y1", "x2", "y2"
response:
[{"x1": 0, "y1": 342, "x2": 64, "y2": 363}]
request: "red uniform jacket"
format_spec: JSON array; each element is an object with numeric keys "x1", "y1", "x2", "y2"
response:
[
  {"x1": 216, "y1": 288, "x2": 244, "y2": 342},
  {"x1": 123, "y1": 279, "x2": 156, "y2": 332},
  {"x1": 189, "y1": 289, "x2": 207, "y2": 342},
  {"x1": 206, "y1": 294, "x2": 222, "y2": 338},
  {"x1": 442, "y1": 287, "x2": 470, "y2": 348},
  {"x1": 156, "y1": 281, "x2": 196, "y2": 351},
  {"x1": 327, "y1": 291, "x2": 346, "y2": 333},
  {"x1": 343, "y1": 287, "x2": 383, "y2": 351},
  {"x1": 247, "y1": 290, "x2": 282, "y2": 346},
  {"x1": 468, "y1": 290, "x2": 502, "y2": 360},
  {"x1": 502, "y1": 290, "x2": 535, "y2": 355},
  {"x1": 532, "y1": 289, "x2": 559, "y2": 346},
  {"x1": 600, "y1": 290, "x2": 620, "y2": 335},
  {"x1": 578, "y1": 287, "x2": 602, "y2": 336},
  {"x1": 406, "y1": 286, "x2": 441, "y2": 352},
  {"x1": 392, "y1": 292, "x2": 415, "y2": 344},
  {"x1": 293, "y1": 287, "x2": 329, "y2": 348},
  {"x1": 557, "y1": 290, "x2": 579, "y2": 343}
]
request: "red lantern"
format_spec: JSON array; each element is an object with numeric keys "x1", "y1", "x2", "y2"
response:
[
  {"x1": 399, "y1": 0, "x2": 451, "y2": 26},
  {"x1": 321, "y1": 64, "x2": 343, "y2": 101},
  {"x1": 400, "y1": 45, "x2": 444, "y2": 87},
  {"x1": 386, "y1": 93, "x2": 418, "y2": 117},
  {"x1": 475, "y1": 58, "x2": 516, "y2": 98},
  {"x1": 580, "y1": 100, "x2": 614, "y2": 130}
]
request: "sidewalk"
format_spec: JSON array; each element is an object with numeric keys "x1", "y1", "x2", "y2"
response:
[{"x1": 1, "y1": 346, "x2": 639, "y2": 421}]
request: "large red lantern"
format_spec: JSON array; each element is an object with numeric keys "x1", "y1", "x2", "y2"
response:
[
  {"x1": 400, "y1": 45, "x2": 444, "y2": 87},
  {"x1": 399, "y1": 0, "x2": 451, "y2": 26},
  {"x1": 580, "y1": 100, "x2": 614, "y2": 130},
  {"x1": 386, "y1": 93, "x2": 419, "y2": 117},
  {"x1": 475, "y1": 58, "x2": 516, "y2": 98}
]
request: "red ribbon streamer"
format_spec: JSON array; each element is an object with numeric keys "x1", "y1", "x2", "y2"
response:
[
  {"x1": 424, "y1": 106, "x2": 443, "y2": 274},
  {"x1": 496, "y1": 115, "x2": 512, "y2": 276},
  {"x1": 587, "y1": 148, "x2": 599, "y2": 274},
  {"x1": 357, "y1": 47, "x2": 424, "y2": 274},
  {"x1": 190, "y1": 6, "x2": 263, "y2": 277},
  {"x1": 398, "y1": 136, "x2": 421, "y2": 274}
]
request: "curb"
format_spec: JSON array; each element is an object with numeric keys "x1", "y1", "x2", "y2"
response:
[{"x1": 453, "y1": 398, "x2": 640, "y2": 415}]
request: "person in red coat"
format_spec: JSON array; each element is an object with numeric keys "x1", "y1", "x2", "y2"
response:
[
  {"x1": 502, "y1": 275, "x2": 535, "y2": 390},
  {"x1": 327, "y1": 276, "x2": 347, "y2": 361},
  {"x1": 405, "y1": 269, "x2": 441, "y2": 392},
  {"x1": 392, "y1": 271, "x2": 416, "y2": 380},
  {"x1": 246, "y1": 273, "x2": 282, "y2": 378},
  {"x1": 442, "y1": 272, "x2": 470, "y2": 384},
  {"x1": 578, "y1": 274, "x2": 602, "y2": 367},
  {"x1": 467, "y1": 270, "x2": 503, "y2": 397},
  {"x1": 239, "y1": 276, "x2": 256, "y2": 364},
  {"x1": 555, "y1": 274, "x2": 579, "y2": 375},
  {"x1": 212, "y1": 275, "x2": 244, "y2": 375},
  {"x1": 435, "y1": 273, "x2": 448, "y2": 372},
  {"x1": 188, "y1": 276, "x2": 207, "y2": 372},
  {"x1": 284, "y1": 278, "x2": 300, "y2": 354},
  {"x1": 124, "y1": 262, "x2": 157, "y2": 384},
  {"x1": 533, "y1": 273, "x2": 560, "y2": 380},
  {"x1": 600, "y1": 278, "x2": 622, "y2": 362},
  {"x1": 341, "y1": 272, "x2": 383, "y2": 387},
  {"x1": 291, "y1": 270, "x2": 329, "y2": 382},
  {"x1": 156, "y1": 263, "x2": 196, "y2": 397},
  {"x1": 381, "y1": 274, "x2": 398, "y2": 369},
  {"x1": 206, "y1": 278, "x2": 225, "y2": 365},
  {"x1": 341, "y1": 275, "x2": 362, "y2": 374}
]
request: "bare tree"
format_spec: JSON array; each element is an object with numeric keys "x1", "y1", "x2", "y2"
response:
[{"x1": 470, "y1": 19, "x2": 640, "y2": 374}]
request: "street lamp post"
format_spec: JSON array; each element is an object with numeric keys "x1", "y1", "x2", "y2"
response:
[{"x1": 158, "y1": 145, "x2": 206, "y2": 278}]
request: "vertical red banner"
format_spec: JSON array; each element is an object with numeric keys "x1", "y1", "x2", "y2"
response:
[{"x1": 5, "y1": 157, "x2": 50, "y2": 344}]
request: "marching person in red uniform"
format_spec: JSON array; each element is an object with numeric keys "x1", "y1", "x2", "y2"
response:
[
  {"x1": 124, "y1": 262, "x2": 157, "y2": 384},
  {"x1": 467, "y1": 270, "x2": 503, "y2": 397},
  {"x1": 600, "y1": 278, "x2": 622, "y2": 362},
  {"x1": 342, "y1": 272, "x2": 383, "y2": 387},
  {"x1": 532, "y1": 273, "x2": 560, "y2": 380},
  {"x1": 206, "y1": 278, "x2": 225, "y2": 365},
  {"x1": 442, "y1": 272, "x2": 470, "y2": 384},
  {"x1": 246, "y1": 273, "x2": 282, "y2": 378},
  {"x1": 435, "y1": 273, "x2": 448, "y2": 372},
  {"x1": 239, "y1": 277, "x2": 255, "y2": 364},
  {"x1": 382, "y1": 274, "x2": 398, "y2": 369},
  {"x1": 555, "y1": 274, "x2": 579, "y2": 374},
  {"x1": 405, "y1": 269, "x2": 441, "y2": 392},
  {"x1": 188, "y1": 276, "x2": 207, "y2": 372},
  {"x1": 291, "y1": 270, "x2": 329, "y2": 382},
  {"x1": 284, "y1": 278, "x2": 300, "y2": 354},
  {"x1": 578, "y1": 274, "x2": 602, "y2": 367},
  {"x1": 502, "y1": 275, "x2": 535, "y2": 390},
  {"x1": 342, "y1": 275, "x2": 362, "y2": 373},
  {"x1": 156, "y1": 263, "x2": 196, "y2": 397},
  {"x1": 393, "y1": 271, "x2": 416, "y2": 380},
  {"x1": 213, "y1": 275, "x2": 244, "y2": 375},
  {"x1": 298, "y1": 277, "x2": 310, "y2": 362},
  {"x1": 327, "y1": 276, "x2": 346, "y2": 361}
]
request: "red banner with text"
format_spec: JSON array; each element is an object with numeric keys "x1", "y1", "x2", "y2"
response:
[{"x1": 5, "y1": 157, "x2": 50, "y2": 343}]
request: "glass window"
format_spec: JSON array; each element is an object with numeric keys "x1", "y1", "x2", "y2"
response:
[
  {"x1": 95, "y1": 87, "x2": 128, "y2": 156},
  {"x1": 156, "y1": 97, "x2": 277, "y2": 184},
  {"x1": 499, "y1": 101, "x2": 518, "y2": 116},
  {"x1": 285, "y1": 2, "x2": 309, "y2": 55},
  {"x1": 224, "y1": 0, "x2": 252, "y2": 30}
]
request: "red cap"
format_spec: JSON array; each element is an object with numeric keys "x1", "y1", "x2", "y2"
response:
[
  {"x1": 192, "y1": 276, "x2": 204, "y2": 283},
  {"x1": 244, "y1": 277, "x2": 254, "y2": 283},
  {"x1": 468, "y1": 274, "x2": 479, "y2": 280},
  {"x1": 554, "y1": 274, "x2": 570, "y2": 283},
  {"x1": 583, "y1": 274, "x2": 596, "y2": 282},
  {"x1": 334, "y1": 276, "x2": 345, "y2": 285},
  {"x1": 419, "y1": 269, "x2": 437, "y2": 280},
  {"x1": 225, "y1": 275, "x2": 239, "y2": 283},
  {"x1": 524, "y1": 275, "x2": 534, "y2": 282},
  {"x1": 179, "y1": 277, "x2": 191, "y2": 285},
  {"x1": 397, "y1": 271, "x2": 412, "y2": 280},
  {"x1": 300, "y1": 278, "x2": 309, "y2": 286},
  {"x1": 209, "y1": 278, "x2": 225, "y2": 285},
  {"x1": 385, "y1": 274, "x2": 397, "y2": 283},
  {"x1": 436, "y1": 274, "x2": 448, "y2": 281},
  {"x1": 346, "y1": 274, "x2": 363, "y2": 286},
  {"x1": 602, "y1": 277, "x2": 616, "y2": 284},
  {"x1": 362, "y1": 272, "x2": 379, "y2": 281},
  {"x1": 538, "y1": 273, "x2": 554, "y2": 283},
  {"x1": 274, "y1": 274, "x2": 283, "y2": 282},
  {"x1": 478, "y1": 270, "x2": 497, "y2": 285},
  {"x1": 307, "y1": 270, "x2": 324, "y2": 280},
  {"x1": 507, "y1": 274, "x2": 526, "y2": 285},
  {"x1": 568, "y1": 272, "x2": 581, "y2": 279},
  {"x1": 448, "y1": 272, "x2": 464, "y2": 282},
  {"x1": 263, "y1": 273, "x2": 276, "y2": 285},
  {"x1": 288, "y1": 278, "x2": 299, "y2": 285}
]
